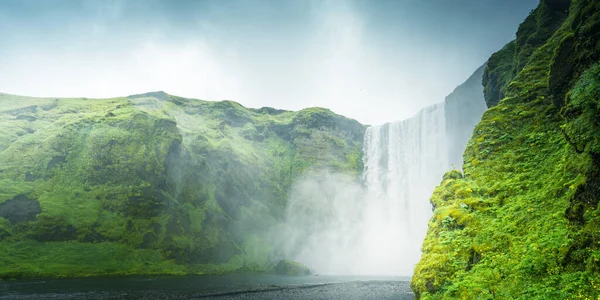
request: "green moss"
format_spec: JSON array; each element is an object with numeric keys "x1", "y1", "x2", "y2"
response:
[
  {"x1": 413, "y1": 1, "x2": 600, "y2": 298},
  {"x1": 483, "y1": 1, "x2": 569, "y2": 108},
  {"x1": 274, "y1": 259, "x2": 311, "y2": 276},
  {"x1": 0, "y1": 91, "x2": 364, "y2": 279},
  {"x1": 0, "y1": 240, "x2": 187, "y2": 279}
]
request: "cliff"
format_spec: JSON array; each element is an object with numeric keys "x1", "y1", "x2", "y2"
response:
[{"x1": 412, "y1": 0, "x2": 600, "y2": 298}]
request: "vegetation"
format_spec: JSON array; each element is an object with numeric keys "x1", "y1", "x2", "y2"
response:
[
  {"x1": 274, "y1": 259, "x2": 311, "y2": 276},
  {"x1": 412, "y1": 0, "x2": 600, "y2": 298},
  {"x1": 0, "y1": 91, "x2": 364, "y2": 279}
]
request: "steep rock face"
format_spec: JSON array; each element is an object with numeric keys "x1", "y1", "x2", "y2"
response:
[
  {"x1": 0, "y1": 92, "x2": 364, "y2": 278},
  {"x1": 412, "y1": 0, "x2": 600, "y2": 298},
  {"x1": 482, "y1": 0, "x2": 569, "y2": 108},
  {"x1": 445, "y1": 64, "x2": 487, "y2": 168}
]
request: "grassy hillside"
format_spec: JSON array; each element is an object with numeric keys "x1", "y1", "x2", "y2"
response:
[
  {"x1": 0, "y1": 92, "x2": 364, "y2": 278},
  {"x1": 412, "y1": 0, "x2": 600, "y2": 298}
]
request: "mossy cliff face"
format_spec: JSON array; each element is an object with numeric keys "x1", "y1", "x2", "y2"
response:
[
  {"x1": 412, "y1": 0, "x2": 600, "y2": 298},
  {"x1": 0, "y1": 92, "x2": 364, "y2": 278}
]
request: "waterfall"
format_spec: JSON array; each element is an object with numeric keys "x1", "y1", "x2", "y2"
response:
[
  {"x1": 276, "y1": 67, "x2": 485, "y2": 276},
  {"x1": 276, "y1": 103, "x2": 451, "y2": 276},
  {"x1": 360, "y1": 103, "x2": 449, "y2": 275}
]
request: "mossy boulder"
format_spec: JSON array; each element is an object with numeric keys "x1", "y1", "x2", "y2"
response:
[{"x1": 274, "y1": 259, "x2": 311, "y2": 276}]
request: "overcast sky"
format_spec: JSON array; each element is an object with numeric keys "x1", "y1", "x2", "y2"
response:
[{"x1": 0, "y1": 0, "x2": 538, "y2": 124}]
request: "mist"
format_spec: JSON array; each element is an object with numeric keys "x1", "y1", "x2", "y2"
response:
[
  {"x1": 1, "y1": 0, "x2": 535, "y2": 280},
  {"x1": 271, "y1": 102, "x2": 450, "y2": 276},
  {"x1": 272, "y1": 171, "x2": 419, "y2": 276},
  {"x1": 0, "y1": 0, "x2": 537, "y2": 124}
]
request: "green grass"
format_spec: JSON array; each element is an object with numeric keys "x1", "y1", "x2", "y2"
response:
[
  {"x1": 0, "y1": 240, "x2": 186, "y2": 279},
  {"x1": 0, "y1": 91, "x2": 365, "y2": 279}
]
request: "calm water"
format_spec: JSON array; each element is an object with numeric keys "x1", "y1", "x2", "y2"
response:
[{"x1": 0, "y1": 274, "x2": 414, "y2": 299}]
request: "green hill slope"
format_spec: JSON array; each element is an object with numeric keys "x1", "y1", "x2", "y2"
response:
[{"x1": 0, "y1": 92, "x2": 364, "y2": 278}]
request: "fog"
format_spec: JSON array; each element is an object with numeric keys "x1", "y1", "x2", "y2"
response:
[
  {"x1": 272, "y1": 102, "x2": 450, "y2": 276},
  {"x1": 1, "y1": 0, "x2": 534, "y2": 277},
  {"x1": 272, "y1": 171, "x2": 427, "y2": 276},
  {"x1": 0, "y1": 0, "x2": 537, "y2": 124}
]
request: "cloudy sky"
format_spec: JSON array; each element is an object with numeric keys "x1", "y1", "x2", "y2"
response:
[{"x1": 0, "y1": 0, "x2": 537, "y2": 124}]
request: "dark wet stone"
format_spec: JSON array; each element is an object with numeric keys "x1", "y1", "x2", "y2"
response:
[
  {"x1": 0, "y1": 195, "x2": 41, "y2": 224},
  {"x1": 16, "y1": 115, "x2": 37, "y2": 122}
]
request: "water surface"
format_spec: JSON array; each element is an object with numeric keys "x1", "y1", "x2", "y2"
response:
[{"x1": 0, "y1": 274, "x2": 414, "y2": 299}]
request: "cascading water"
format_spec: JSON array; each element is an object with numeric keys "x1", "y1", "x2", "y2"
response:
[
  {"x1": 276, "y1": 103, "x2": 451, "y2": 276},
  {"x1": 275, "y1": 67, "x2": 485, "y2": 276},
  {"x1": 360, "y1": 103, "x2": 449, "y2": 275}
]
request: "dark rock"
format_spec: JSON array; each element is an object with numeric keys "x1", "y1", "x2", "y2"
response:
[
  {"x1": 47, "y1": 156, "x2": 66, "y2": 170},
  {"x1": 16, "y1": 115, "x2": 37, "y2": 122},
  {"x1": 274, "y1": 259, "x2": 311, "y2": 276},
  {"x1": 0, "y1": 195, "x2": 41, "y2": 224},
  {"x1": 0, "y1": 228, "x2": 11, "y2": 240},
  {"x1": 546, "y1": 0, "x2": 571, "y2": 12},
  {"x1": 32, "y1": 214, "x2": 77, "y2": 241},
  {"x1": 126, "y1": 187, "x2": 169, "y2": 218},
  {"x1": 24, "y1": 171, "x2": 36, "y2": 182},
  {"x1": 549, "y1": 34, "x2": 575, "y2": 108},
  {"x1": 466, "y1": 250, "x2": 482, "y2": 271},
  {"x1": 140, "y1": 232, "x2": 157, "y2": 248},
  {"x1": 80, "y1": 228, "x2": 106, "y2": 243},
  {"x1": 5, "y1": 105, "x2": 37, "y2": 116},
  {"x1": 179, "y1": 213, "x2": 191, "y2": 232},
  {"x1": 166, "y1": 214, "x2": 183, "y2": 235},
  {"x1": 41, "y1": 102, "x2": 57, "y2": 111},
  {"x1": 270, "y1": 123, "x2": 293, "y2": 140},
  {"x1": 425, "y1": 280, "x2": 436, "y2": 294}
]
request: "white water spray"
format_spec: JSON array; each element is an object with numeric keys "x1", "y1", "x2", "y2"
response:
[
  {"x1": 360, "y1": 103, "x2": 449, "y2": 275},
  {"x1": 274, "y1": 63, "x2": 489, "y2": 275},
  {"x1": 275, "y1": 103, "x2": 450, "y2": 276}
]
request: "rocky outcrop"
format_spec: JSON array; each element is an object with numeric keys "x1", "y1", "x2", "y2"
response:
[
  {"x1": 412, "y1": 0, "x2": 600, "y2": 298},
  {"x1": 482, "y1": 0, "x2": 569, "y2": 108}
]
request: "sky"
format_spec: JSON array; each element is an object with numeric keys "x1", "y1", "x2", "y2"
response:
[{"x1": 0, "y1": 0, "x2": 538, "y2": 125}]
